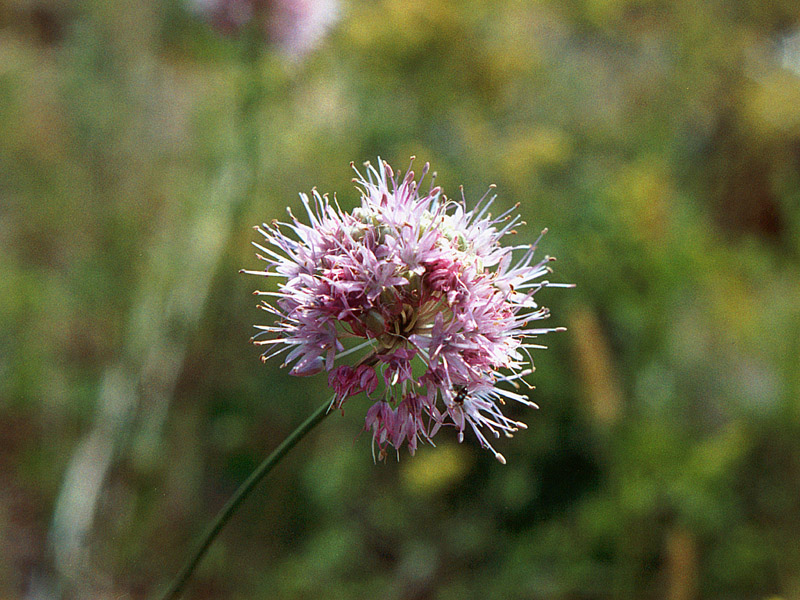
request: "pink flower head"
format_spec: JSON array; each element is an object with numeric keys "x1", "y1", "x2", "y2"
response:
[
  {"x1": 189, "y1": 0, "x2": 338, "y2": 58},
  {"x1": 243, "y1": 158, "x2": 571, "y2": 463}
]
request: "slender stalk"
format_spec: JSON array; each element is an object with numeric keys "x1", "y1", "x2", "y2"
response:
[{"x1": 156, "y1": 397, "x2": 332, "y2": 600}]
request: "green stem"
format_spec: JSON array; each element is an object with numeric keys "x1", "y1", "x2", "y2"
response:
[{"x1": 156, "y1": 397, "x2": 332, "y2": 600}]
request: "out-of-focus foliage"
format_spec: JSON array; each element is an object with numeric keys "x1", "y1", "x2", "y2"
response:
[{"x1": 1, "y1": 0, "x2": 799, "y2": 598}]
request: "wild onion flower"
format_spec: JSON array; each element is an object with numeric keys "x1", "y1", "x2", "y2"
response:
[{"x1": 242, "y1": 158, "x2": 570, "y2": 463}]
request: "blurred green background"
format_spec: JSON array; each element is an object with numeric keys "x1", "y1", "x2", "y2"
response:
[{"x1": 2, "y1": 0, "x2": 800, "y2": 598}]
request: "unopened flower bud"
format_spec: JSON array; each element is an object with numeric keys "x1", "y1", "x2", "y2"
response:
[{"x1": 364, "y1": 309, "x2": 386, "y2": 337}]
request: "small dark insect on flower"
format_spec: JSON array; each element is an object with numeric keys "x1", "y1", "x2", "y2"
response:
[{"x1": 452, "y1": 385, "x2": 469, "y2": 405}]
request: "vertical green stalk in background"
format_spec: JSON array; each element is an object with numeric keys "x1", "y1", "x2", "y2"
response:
[{"x1": 47, "y1": 20, "x2": 271, "y2": 599}]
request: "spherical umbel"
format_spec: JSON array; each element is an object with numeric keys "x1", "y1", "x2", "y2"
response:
[{"x1": 241, "y1": 158, "x2": 572, "y2": 463}]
